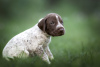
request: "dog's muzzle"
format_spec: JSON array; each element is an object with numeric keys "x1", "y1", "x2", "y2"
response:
[{"x1": 57, "y1": 27, "x2": 65, "y2": 35}]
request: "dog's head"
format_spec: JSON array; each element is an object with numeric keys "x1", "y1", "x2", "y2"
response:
[{"x1": 38, "y1": 13, "x2": 65, "y2": 36}]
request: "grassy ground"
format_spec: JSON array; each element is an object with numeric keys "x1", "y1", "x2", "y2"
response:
[{"x1": 0, "y1": 1, "x2": 100, "y2": 67}]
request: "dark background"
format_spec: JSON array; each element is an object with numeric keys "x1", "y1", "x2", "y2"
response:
[{"x1": 0, "y1": 0, "x2": 100, "y2": 67}]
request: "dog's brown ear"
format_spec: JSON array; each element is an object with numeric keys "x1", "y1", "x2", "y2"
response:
[{"x1": 38, "y1": 18, "x2": 47, "y2": 32}]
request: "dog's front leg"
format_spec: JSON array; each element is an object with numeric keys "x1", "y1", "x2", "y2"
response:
[
  {"x1": 44, "y1": 46, "x2": 54, "y2": 60},
  {"x1": 35, "y1": 45, "x2": 50, "y2": 64}
]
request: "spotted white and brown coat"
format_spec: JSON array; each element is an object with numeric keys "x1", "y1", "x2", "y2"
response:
[{"x1": 2, "y1": 13, "x2": 65, "y2": 64}]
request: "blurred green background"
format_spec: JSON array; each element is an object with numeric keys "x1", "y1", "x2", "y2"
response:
[{"x1": 0, "y1": 0, "x2": 100, "y2": 67}]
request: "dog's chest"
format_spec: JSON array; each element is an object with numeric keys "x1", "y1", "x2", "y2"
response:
[
  {"x1": 44, "y1": 36, "x2": 51, "y2": 43},
  {"x1": 41, "y1": 36, "x2": 51, "y2": 47}
]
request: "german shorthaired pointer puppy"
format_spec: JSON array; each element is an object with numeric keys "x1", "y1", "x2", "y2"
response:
[{"x1": 2, "y1": 13, "x2": 65, "y2": 64}]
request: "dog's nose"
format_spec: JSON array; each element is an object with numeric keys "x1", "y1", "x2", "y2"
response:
[
  {"x1": 59, "y1": 28, "x2": 64, "y2": 35},
  {"x1": 59, "y1": 28, "x2": 64, "y2": 32}
]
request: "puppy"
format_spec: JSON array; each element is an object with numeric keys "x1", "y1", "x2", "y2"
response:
[{"x1": 2, "y1": 13, "x2": 65, "y2": 64}]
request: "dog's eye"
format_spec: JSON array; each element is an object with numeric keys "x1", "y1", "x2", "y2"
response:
[
  {"x1": 50, "y1": 21, "x2": 55, "y2": 25},
  {"x1": 61, "y1": 22, "x2": 63, "y2": 25}
]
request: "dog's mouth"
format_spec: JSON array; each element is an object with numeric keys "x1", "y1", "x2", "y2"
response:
[
  {"x1": 49, "y1": 29, "x2": 65, "y2": 36},
  {"x1": 51, "y1": 32, "x2": 64, "y2": 36}
]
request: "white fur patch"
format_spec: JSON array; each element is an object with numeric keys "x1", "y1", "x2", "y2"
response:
[
  {"x1": 38, "y1": 18, "x2": 43, "y2": 22},
  {"x1": 56, "y1": 15, "x2": 64, "y2": 29}
]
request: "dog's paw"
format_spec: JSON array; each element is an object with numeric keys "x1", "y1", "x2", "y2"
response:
[
  {"x1": 50, "y1": 56, "x2": 54, "y2": 60},
  {"x1": 47, "y1": 60, "x2": 51, "y2": 64}
]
